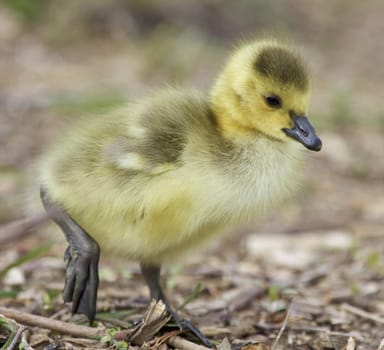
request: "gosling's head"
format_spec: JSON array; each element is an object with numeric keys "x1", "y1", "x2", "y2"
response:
[{"x1": 211, "y1": 39, "x2": 322, "y2": 151}]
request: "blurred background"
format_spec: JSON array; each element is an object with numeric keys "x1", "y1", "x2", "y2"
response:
[
  {"x1": 0, "y1": 0, "x2": 383, "y2": 226},
  {"x1": 0, "y1": 0, "x2": 383, "y2": 346}
]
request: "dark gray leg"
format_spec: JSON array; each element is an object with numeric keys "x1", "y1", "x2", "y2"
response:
[
  {"x1": 40, "y1": 187, "x2": 100, "y2": 324},
  {"x1": 140, "y1": 264, "x2": 211, "y2": 347}
]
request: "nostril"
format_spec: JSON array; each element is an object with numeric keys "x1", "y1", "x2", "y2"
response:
[{"x1": 299, "y1": 127, "x2": 308, "y2": 137}]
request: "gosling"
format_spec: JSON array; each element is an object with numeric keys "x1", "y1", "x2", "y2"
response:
[{"x1": 39, "y1": 39, "x2": 321, "y2": 345}]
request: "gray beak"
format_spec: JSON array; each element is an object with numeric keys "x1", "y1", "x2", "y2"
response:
[{"x1": 283, "y1": 115, "x2": 322, "y2": 151}]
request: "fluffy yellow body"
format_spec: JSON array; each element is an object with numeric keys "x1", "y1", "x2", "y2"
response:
[{"x1": 40, "y1": 40, "x2": 312, "y2": 265}]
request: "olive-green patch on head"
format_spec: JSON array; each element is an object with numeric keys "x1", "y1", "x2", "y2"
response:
[{"x1": 254, "y1": 46, "x2": 309, "y2": 91}]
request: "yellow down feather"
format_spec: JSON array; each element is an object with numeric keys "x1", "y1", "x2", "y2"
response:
[{"x1": 40, "y1": 39, "x2": 313, "y2": 265}]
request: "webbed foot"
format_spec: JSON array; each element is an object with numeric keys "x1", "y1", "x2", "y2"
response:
[
  {"x1": 140, "y1": 263, "x2": 211, "y2": 347},
  {"x1": 40, "y1": 186, "x2": 100, "y2": 324},
  {"x1": 169, "y1": 309, "x2": 212, "y2": 347}
]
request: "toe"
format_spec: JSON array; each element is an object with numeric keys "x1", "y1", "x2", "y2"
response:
[
  {"x1": 76, "y1": 257, "x2": 99, "y2": 323},
  {"x1": 169, "y1": 311, "x2": 211, "y2": 347}
]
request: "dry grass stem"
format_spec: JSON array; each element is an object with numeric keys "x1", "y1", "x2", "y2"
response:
[{"x1": 271, "y1": 301, "x2": 294, "y2": 350}]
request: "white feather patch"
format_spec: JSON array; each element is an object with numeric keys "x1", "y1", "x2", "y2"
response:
[
  {"x1": 116, "y1": 152, "x2": 146, "y2": 170},
  {"x1": 126, "y1": 125, "x2": 147, "y2": 138}
]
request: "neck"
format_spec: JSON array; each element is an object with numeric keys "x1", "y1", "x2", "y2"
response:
[{"x1": 210, "y1": 91, "x2": 256, "y2": 142}]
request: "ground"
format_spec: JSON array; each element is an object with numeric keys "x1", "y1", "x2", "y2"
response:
[{"x1": 0, "y1": 2, "x2": 383, "y2": 349}]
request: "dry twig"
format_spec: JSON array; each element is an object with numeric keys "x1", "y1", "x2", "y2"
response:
[
  {"x1": 7, "y1": 325, "x2": 26, "y2": 350},
  {"x1": 167, "y1": 335, "x2": 211, "y2": 350},
  {"x1": 0, "y1": 307, "x2": 104, "y2": 338},
  {"x1": 256, "y1": 323, "x2": 364, "y2": 341},
  {"x1": 149, "y1": 330, "x2": 181, "y2": 349},
  {"x1": 341, "y1": 303, "x2": 384, "y2": 324},
  {"x1": 0, "y1": 213, "x2": 49, "y2": 245}
]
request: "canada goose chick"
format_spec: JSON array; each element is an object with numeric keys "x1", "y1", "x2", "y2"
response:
[{"x1": 39, "y1": 39, "x2": 321, "y2": 346}]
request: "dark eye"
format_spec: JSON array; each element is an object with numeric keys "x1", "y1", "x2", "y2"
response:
[{"x1": 265, "y1": 95, "x2": 282, "y2": 108}]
